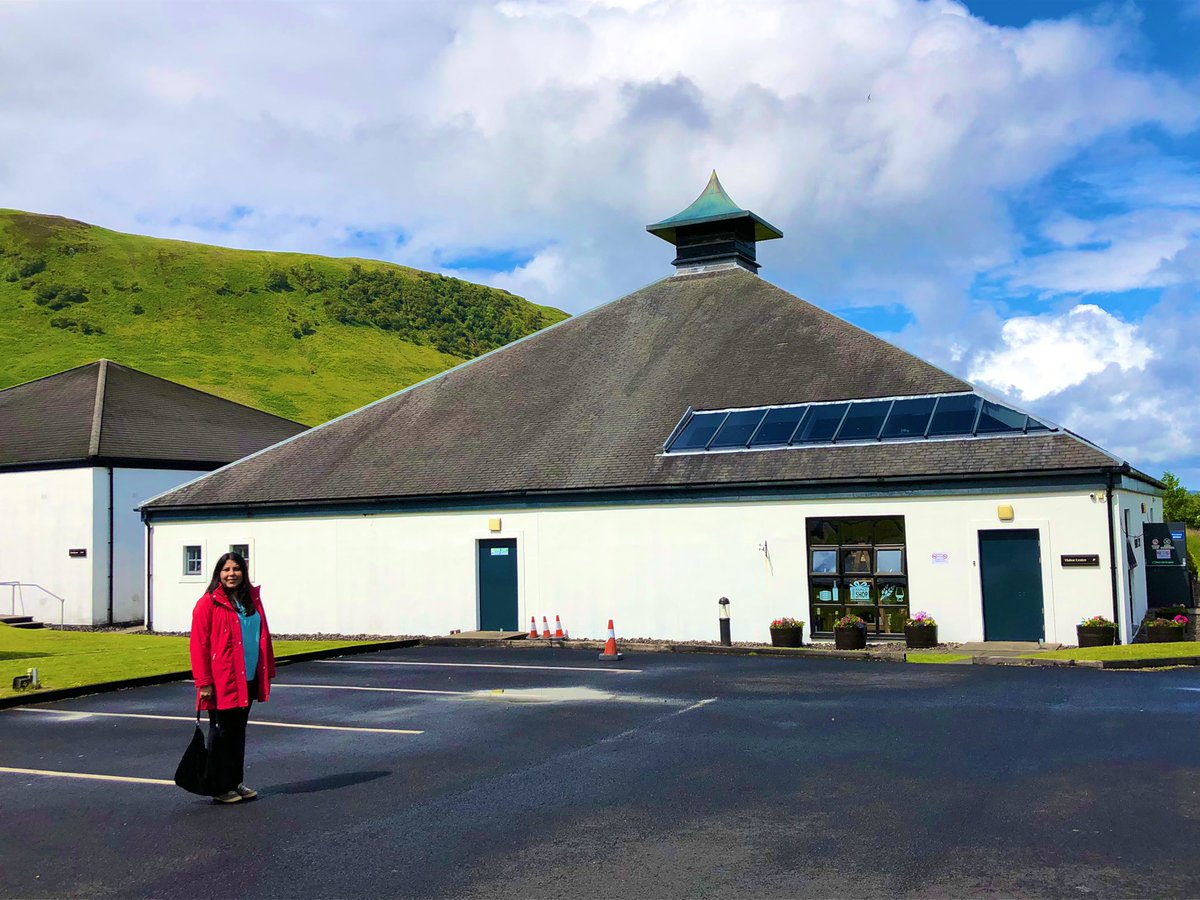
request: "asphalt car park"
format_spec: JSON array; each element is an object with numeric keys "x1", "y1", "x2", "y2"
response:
[{"x1": 2, "y1": 645, "x2": 1200, "y2": 898}]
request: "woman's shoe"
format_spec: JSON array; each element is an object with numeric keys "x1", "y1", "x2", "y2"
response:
[
  {"x1": 213, "y1": 790, "x2": 242, "y2": 804},
  {"x1": 235, "y1": 784, "x2": 258, "y2": 800}
]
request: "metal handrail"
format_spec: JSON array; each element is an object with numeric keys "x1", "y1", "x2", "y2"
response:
[{"x1": 1, "y1": 582, "x2": 67, "y2": 629}]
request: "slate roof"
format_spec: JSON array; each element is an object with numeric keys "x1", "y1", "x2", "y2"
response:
[
  {"x1": 0, "y1": 360, "x2": 307, "y2": 470},
  {"x1": 144, "y1": 268, "x2": 1137, "y2": 512}
]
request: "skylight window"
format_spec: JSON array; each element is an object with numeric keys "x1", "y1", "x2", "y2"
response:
[
  {"x1": 663, "y1": 393, "x2": 1056, "y2": 454},
  {"x1": 749, "y1": 407, "x2": 808, "y2": 447}
]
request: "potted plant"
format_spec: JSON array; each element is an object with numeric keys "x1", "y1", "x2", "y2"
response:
[
  {"x1": 904, "y1": 611, "x2": 938, "y2": 649},
  {"x1": 1146, "y1": 614, "x2": 1188, "y2": 643},
  {"x1": 1076, "y1": 615, "x2": 1117, "y2": 648},
  {"x1": 769, "y1": 617, "x2": 804, "y2": 648},
  {"x1": 833, "y1": 613, "x2": 867, "y2": 650}
]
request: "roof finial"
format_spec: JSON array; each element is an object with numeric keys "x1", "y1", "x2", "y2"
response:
[{"x1": 646, "y1": 173, "x2": 782, "y2": 275}]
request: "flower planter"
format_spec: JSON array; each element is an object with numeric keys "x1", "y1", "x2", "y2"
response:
[
  {"x1": 834, "y1": 626, "x2": 867, "y2": 650},
  {"x1": 769, "y1": 625, "x2": 803, "y2": 648},
  {"x1": 1076, "y1": 624, "x2": 1117, "y2": 648},
  {"x1": 904, "y1": 624, "x2": 938, "y2": 649},
  {"x1": 1146, "y1": 625, "x2": 1185, "y2": 643}
]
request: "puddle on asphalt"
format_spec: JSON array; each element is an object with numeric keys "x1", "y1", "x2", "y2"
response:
[{"x1": 464, "y1": 686, "x2": 617, "y2": 704}]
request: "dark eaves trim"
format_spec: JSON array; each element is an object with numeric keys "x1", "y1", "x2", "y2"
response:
[
  {"x1": 0, "y1": 457, "x2": 229, "y2": 476},
  {"x1": 141, "y1": 465, "x2": 1125, "y2": 521}
]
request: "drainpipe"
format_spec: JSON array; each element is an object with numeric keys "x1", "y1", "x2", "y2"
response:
[
  {"x1": 145, "y1": 521, "x2": 154, "y2": 632},
  {"x1": 1106, "y1": 470, "x2": 1121, "y2": 643},
  {"x1": 107, "y1": 466, "x2": 114, "y2": 624}
]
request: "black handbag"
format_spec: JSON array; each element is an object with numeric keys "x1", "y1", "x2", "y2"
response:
[{"x1": 174, "y1": 708, "x2": 214, "y2": 795}]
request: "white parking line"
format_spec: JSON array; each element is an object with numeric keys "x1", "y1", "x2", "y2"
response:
[
  {"x1": 318, "y1": 660, "x2": 643, "y2": 674},
  {"x1": 12, "y1": 708, "x2": 422, "y2": 735},
  {"x1": 273, "y1": 683, "x2": 470, "y2": 696},
  {"x1": 0, "y1": 766, "x2": 173, "y2": 786}
]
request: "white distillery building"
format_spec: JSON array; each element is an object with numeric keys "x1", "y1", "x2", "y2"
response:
[
  {"x1": 142, "y1": 176, "x2": 1164, "y2": 645},
  {"x1": 0, "y1": 360, "x2": 305, "y2": 625}
]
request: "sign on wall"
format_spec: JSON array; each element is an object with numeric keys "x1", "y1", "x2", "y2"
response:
[{"x1": 1060, "y1": 554, "x2": 1100, "y2": 568}]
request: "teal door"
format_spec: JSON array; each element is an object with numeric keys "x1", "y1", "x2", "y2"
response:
[
  {"x1": 478, "y1": 539, "x2": 518, "y2": 631},
  {"x1": 979, "y1": 529, "x2": 1044, "y2": 642}
]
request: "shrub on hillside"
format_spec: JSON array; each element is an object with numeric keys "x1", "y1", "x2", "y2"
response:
[
  {"x1": 326, "y1": 265, "x2": 556, "y2": 358},
  {"x1": 50, "y1": 316, "x2": 104, "y2": 335},
  {"x1": 289, "y1": 263, "x2": 328, "y2": 293},
  {"x1": 265, "y1": 269, "x2": 293, "y2": 292},
  {"x1": 34, "y1": 284, "x2": 89, "y2": 310},
  {"x1": 16, "y1": 257, "x2": 46, "y2": 278}
]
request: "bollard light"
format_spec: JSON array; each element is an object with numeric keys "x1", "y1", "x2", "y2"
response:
[{"x1": 718, "y1": 596, "x2": 731, "y2": 646}]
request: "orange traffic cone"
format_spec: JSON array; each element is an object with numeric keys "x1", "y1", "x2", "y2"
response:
[
  {"x1": 598, "y1": 619, "x2": 623, "y2": 661},
  {"x1": 528, "y1": 616, "x2": 538, "y2": 639},
  {"x1": 541, "y1": 616, "x2": 552, "y2": 639},
  {"x1": 554, "y1": 616, "x2": 565, "y2": 639}
]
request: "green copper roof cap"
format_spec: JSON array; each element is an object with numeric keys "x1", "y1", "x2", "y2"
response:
[{"x1": 647, "y1": 171, "x2": 783, "y2": 244}]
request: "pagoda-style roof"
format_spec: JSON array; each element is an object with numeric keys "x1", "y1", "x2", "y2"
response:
[
  {"x1": 647, "y1": 171, "x2": 783, "y2": 245},
  {"x1": 141, "y1": 267, "x2": 1145, "y2": 514}
]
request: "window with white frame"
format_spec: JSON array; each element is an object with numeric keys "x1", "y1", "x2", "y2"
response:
[{"x1": 183, "y1": 545, "x2": 203, "y2": 577}]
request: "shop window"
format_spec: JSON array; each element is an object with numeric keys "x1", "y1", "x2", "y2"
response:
[{"x1": 807, "y1": 516, "x2": 908, "y2": 635}]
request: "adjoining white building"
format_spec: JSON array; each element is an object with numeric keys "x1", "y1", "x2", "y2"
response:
[
  {"x1": 142, "y1": 175, "x2": 1164, "y2": 645},
  {"x1": 0, "y1": 360, "x2": 305, "y2": 625}
]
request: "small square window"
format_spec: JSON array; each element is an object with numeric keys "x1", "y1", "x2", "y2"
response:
[
  {"x1": 183, "y1": 546, "x2": 203, "y2": 577},
  {"x1": 811, "y1": 549, "x2": 838, "y2": 574},
  {"x1": 842, "y1": 548, "x2": 872, "y2": 574},
  {"x1": 876, "y1": 549, "x2": 904, "y2": 574},
  {"x1": 230, "y1": 544, "x2": 250, "y2": 576}
]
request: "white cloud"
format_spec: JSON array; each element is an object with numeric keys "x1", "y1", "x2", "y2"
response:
[
  {"x1": 1, "y1": 0, "x2": 1198, "y2": 479},
  {"x1": 0, "y1": 0, "x2": 1195, "y2": 314},
  {"x1": 968, "y1": 304, "x2": 1153, "y2": 401},
  {"x1": 1006, "y1": 209, "x2": 1200, "y2": 295}
]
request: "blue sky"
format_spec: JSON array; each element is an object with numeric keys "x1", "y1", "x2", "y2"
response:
[{"x1": 0, "y1": 0, "x2": 1197, "y2": 485}]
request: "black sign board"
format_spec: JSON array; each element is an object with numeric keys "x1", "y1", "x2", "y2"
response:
[
  {"x1": 1061, "y1": 554, "x2": 1100, "y2": 568},
  {"x1": 1144, "y1": 523, "x2": 1184, "y2": 568},
  {"x1": 68, "y1": 549, "x2": 87, "y2": 558},
  {"x1": 1144, "y1": 522, "x2": 1190, "y2": 607}
]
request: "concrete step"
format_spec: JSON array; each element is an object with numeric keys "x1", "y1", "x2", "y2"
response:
[
  {"x1": 9, "y1": 621, "x2": 45, "y2": 629},
  {"x1": 958, "y1": 641, "x2": 1059, "y2": 652},
  {"x1": 0, "y1": 615, "x2": 34, "y2": 626}
]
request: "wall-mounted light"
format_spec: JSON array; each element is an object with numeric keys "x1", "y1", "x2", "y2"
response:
[
  {"x1": 997, "y1": 504, "x2": 1014, "y2": 522},
  {"x1": 488, "y1": 517, "x2": 502, "y2": 533}
]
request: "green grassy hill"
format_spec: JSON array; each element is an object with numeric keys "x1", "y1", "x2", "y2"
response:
[{"x1": 0, "y1": 210, "x2": 567, "y2": 424}]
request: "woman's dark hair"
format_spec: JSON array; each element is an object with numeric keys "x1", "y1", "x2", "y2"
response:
[{"x1": 208, "y1": 551, "x2": 252, "y2": 611}]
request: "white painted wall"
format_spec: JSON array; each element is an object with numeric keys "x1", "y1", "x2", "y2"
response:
[
  {"x1": 0, "y1": 465, "x2": 209, "y2": 626},
  {"x1": 112, "y1": 468, "x2": 207, "y2": 624},
  {"x1": 0, "y1": 467, "x2": 97, "y2": 625},
  {"x1": 1115, "y1": 484, "x2": 1163, "y2": 637},
  {"x1": 149, "y1": 488, "x2": 1123, "y2": 645}
]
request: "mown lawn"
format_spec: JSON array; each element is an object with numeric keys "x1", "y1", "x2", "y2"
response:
[
  {"x1": 1024, "y1": 642, "x2": 1200, "y2": 662},
  {"x1": 905, "y1": 652, "x2": 972, "y2": 664},
  {"x1": 0, "y1": 623, "x2": 368, "y2": 699}
]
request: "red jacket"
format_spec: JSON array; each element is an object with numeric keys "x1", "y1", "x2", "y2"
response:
[{"x1": 190, "y1": 584, "x2": 276, "y2": 711}]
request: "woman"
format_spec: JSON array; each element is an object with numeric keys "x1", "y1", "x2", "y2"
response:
[{"x1": 189, "y1": 551, "x2": 276, "y2": 804}]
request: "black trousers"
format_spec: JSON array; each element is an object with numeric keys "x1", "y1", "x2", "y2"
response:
[{"x1": 206, "y1": 679, "x2": 256, "y2": 794}]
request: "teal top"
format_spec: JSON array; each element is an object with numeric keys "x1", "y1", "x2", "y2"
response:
[
  {"x1": 646, "y1": 171, "x2": 783, "y2": 244},
  {"x1": 237, "y1": 604, "x2": 261, "y2": 679}
]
